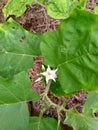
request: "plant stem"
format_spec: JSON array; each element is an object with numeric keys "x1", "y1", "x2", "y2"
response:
[{"x1": 45, "y1": 80, "x2": 52, "y2": 95}]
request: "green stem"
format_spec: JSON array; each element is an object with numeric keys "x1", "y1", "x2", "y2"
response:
[{"x1": 45, "y1": 80, "x2": 52, "y2": 95}]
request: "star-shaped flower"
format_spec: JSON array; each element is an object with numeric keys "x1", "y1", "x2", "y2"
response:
[{"x1": 41, "y1": 65, "x2": 58, "y2": 84}]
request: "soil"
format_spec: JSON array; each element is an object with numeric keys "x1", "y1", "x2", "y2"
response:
[{"x1": 0, "y1": 0, "x2": 98, "y2": 130}]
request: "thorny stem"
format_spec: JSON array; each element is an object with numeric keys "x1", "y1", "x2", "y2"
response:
[
  {"x1": 57, "y1": 107, "x2": 61, "y2": 129},
  {"x1": 40, "y1": 80, "x2": 57, "y2": 108},
  {"x1": 41, "y1": 79, "x2": 67, "y2": 111},
  {"x1": 40, "y1": 79, "x2": 68, "y2": 126},
  {"x1": 38, "y1": 112, "x2": 42, "y2": 130},
  {"x1": 41, "y1": 80, "x2": 60, "y2": 108}
]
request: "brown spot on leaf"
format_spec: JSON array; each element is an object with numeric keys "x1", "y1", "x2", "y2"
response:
[{"x1": 20, "y1": 36, "x2": 26, "y2": 43}]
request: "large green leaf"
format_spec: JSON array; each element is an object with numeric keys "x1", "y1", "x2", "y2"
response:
[
  {"x1": 41, "y1": 9, "x2": 98, "y2": 95},
  {"x1": 29, "y1": 117, "x2": 59, "y2": 130},
  {"x1": 0, "y1": 103, "x2": 29, "y2": 130},
  {"x1": 47, "y1": 0, "x2": 78, "y2": 19},
  {"x1": 83, "y1": 92, "x2": 98, "y2": 113},
  {"x1": 0, "y1": 71, "x2": 40, "y2": 104},
  {"x1": 3, "y1": 0, "x2": 34, "y2": 18},
  {"x1": 64, "y1": 109, "x2": 98, "y2": 130},
  {"x1": 0, "y1": 20, "x2": 41, "y2": 77},
  {"x1": 0, "y1": 71, "x2": 40, "y2": 130}
]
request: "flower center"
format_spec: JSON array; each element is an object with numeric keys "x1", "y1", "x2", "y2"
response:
[{"x1": 48, "y1": 71, "x2": 51, "y2": 76}]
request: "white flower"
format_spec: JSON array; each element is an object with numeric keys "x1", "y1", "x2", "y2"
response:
[{"x1": 41, "y1": 65, "x2": 58, "y2": 84}]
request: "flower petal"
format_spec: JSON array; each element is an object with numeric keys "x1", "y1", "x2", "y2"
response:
[
  {"x1": 47, "y1": 65, "x2": 51, "y2": 72},
  {"x1": 40, "y1": 65, "x2": 58, "y2": 84},
  {"x1": 40, "y1": 71, "x2": 47, "y2": 76},
  {"x1": 35, "y1": 77, "x2": 42, "y2": 82}
]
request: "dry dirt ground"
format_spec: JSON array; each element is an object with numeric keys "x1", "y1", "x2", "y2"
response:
[{"x1": 0, "y1": 0, "x2": 98, "y2": 130}]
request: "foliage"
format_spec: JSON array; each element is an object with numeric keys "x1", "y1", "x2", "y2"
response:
[
  {"x1": 94, "y1": 6, "x2": 98, "y2": 14},
  {"x1": 0, "y1": 19, "x2": 41, "y2": 77},
  {"x1": 65, "y1": 92, "x2": 98, "y2": 130},
  {"x1": 36, "y1": 0, "x2": 48, "y2": 4},
  {"x1": 65, "y1": 109, "x2": 98, "y2": 130},
  {"x1": 1, "y1": 0, "x2": 98, "y2": 130},
  {"x1": 83, "y1": 92, "x2": 98, "y2": 113},
  {"x1": 41, "y1": 9, "x2": 98, "y2": 95},
  {"x1": 3, "y1": 0, "x2": 86, "y2": 19},
  {"x1": 47, "y1": 0, "x2": 78, "y2": 19},
  {"x1": 37, "y1": 0, "x2": 87, "y2": 19},
  {"x1": 0, "y1": 72, "x2": 40, "y2": 130},
  {"x1": 3, "y1": 0, "x2": 35, "y2": 18},
  {"x1": 29, "y1": 117, "x2": 59, "y2": 130},
  {"x1": 77, "y1": 0, "x2": 87, "y2": 9},
  {"x1": 0, "y1": 103, "x2": 29, "y2": 130}
]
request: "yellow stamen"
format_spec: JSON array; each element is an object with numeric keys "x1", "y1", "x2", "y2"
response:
[{"x1": 48, "y1": 71, "x2": 51, "y2": 76}]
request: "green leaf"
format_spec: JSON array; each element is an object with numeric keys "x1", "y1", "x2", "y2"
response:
[
  {"x1": 94, "y1": 6, "x2": 98, "y2": 14},
  {"x1": 0, "y1": 71, "x2": 40, "y2": 104},
  {"x1": 0, "y1": 20, "x2": 41, "y2": 77},
  {"x1": 0, "y1": 72, "x2": 40, "y2": 130},
  {"x1": 41, "y1": 9, "x2": 98, "y2": 95},
  {"x1": 50, "y1": 80, "x2": 65, "y2": 96},
  {"x1": 29, "y1": 117, "x2": 60, "y2": 130},
  {"x1": 64, "y1": 109, "x2": 98, "y2": 130},
  {"x1": 36, "y1": 0, "x2": 48, "y2": 4},
  {"x1": 0, "y1": 103, "x2": 29, "y2": 130},
  {"x1": 47, "y1": 0, "x2": 78, "y2": 19},
  {"x1": 83, "y1": 92, "x2": 98, "y2": 113},
  {"x1": 77, "y1": 0, "x2": 87, "y2": 9},
  {"x1": 3, "y1": 0, "x2": 35, "y2": 18}
]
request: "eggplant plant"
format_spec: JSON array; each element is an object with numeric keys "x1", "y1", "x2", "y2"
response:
[{"x1": 0, "y1": 0, "x2": 98, "y2": 130}]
